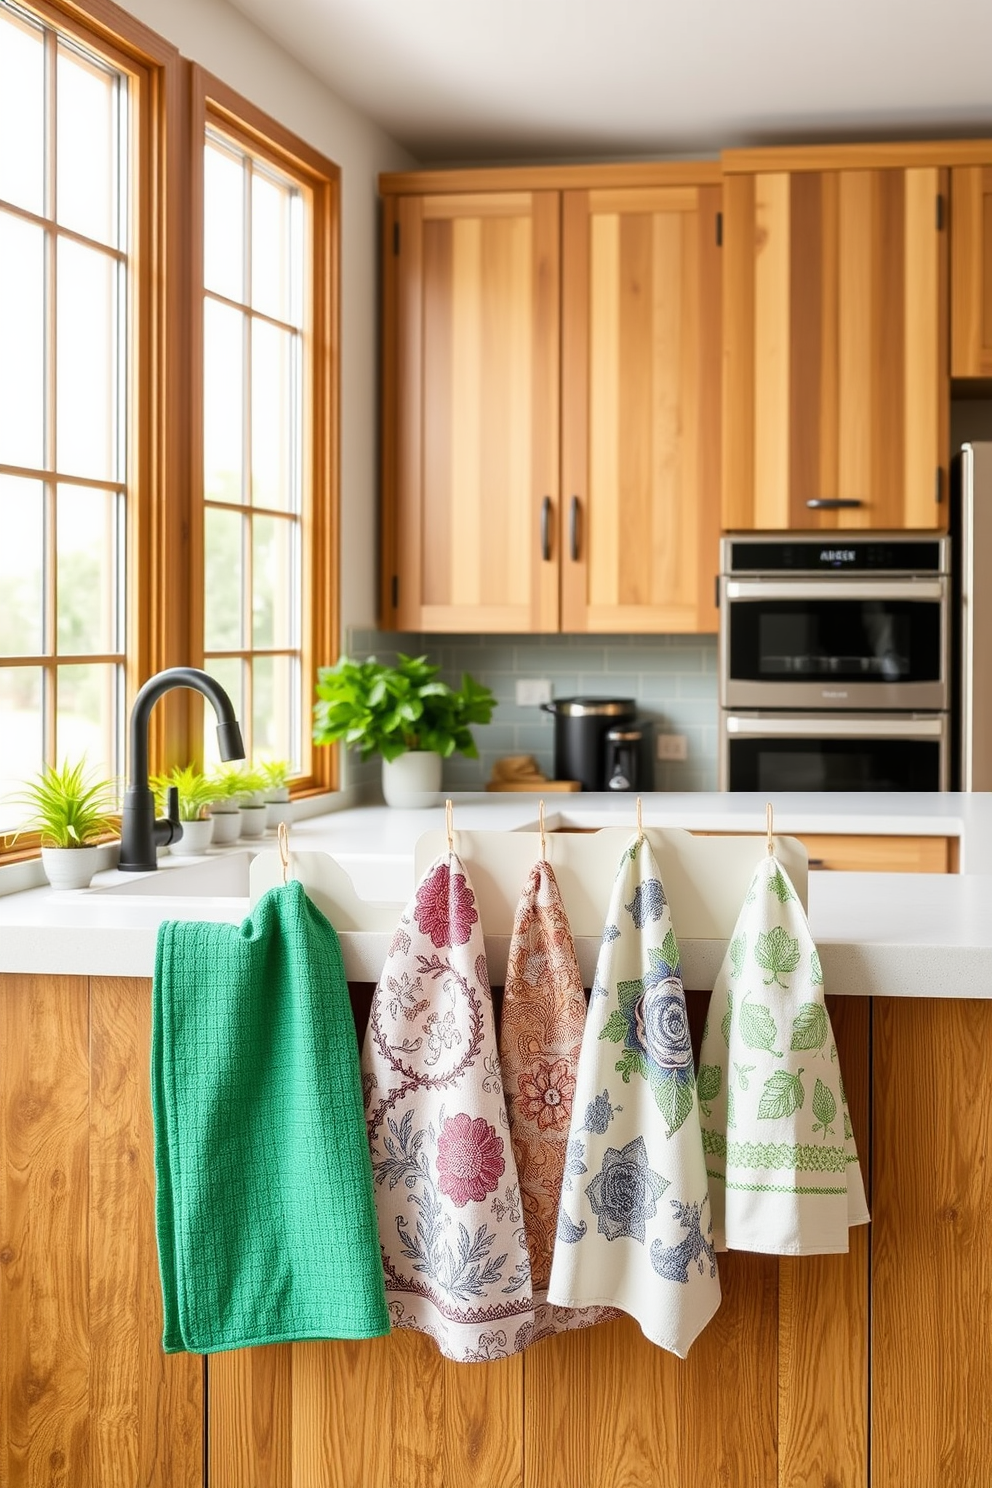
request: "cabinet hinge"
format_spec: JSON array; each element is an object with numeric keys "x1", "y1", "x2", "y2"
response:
[
  {"x1": 935, "y1": 467, "x2": 943, "y2": 504},
  {"x1": 716, "y1": 211, "x2": 723, "y2": 247},
  {"x1": 714, "y1": 575, "x2": 720, "y2": 608},
  {"x1": 393, "y1": 221, "x2": 400, "y2": 255},
  {"x1": 391, "y1": 574, "x2": 399, "y2": 608},
  {"x1": 936, "y1": 193, "x2": 945, "y2": 231}
]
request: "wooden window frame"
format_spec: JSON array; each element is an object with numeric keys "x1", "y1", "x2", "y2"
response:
[
  {"x1": 189, "y1": 66, "x2": 340, "y2": 797},
  {"x1": 0, "y1": 0, "x2": 184, "y2": 861}
]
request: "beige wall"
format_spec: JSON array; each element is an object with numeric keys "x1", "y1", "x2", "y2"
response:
[{"x1": 115, "y1": 0, "x2": 415, "y2": 633}]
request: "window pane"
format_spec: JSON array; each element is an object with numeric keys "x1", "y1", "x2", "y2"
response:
[
  {"x1": 251, "y1": 168, "x2": 297, "y2": 324},
  {"x1": 0, "y1": 476, "x2": 44, "y2": 656},
  {"x1": 57, "y1": 42, "x2": 118, "y2": 247},
  {"x1": 0, "y1": 212, "x2": 45, "y2": 470},
  {"x1": 0, "y1": 666, "x2": 44, "y2": 831},
  {"x1": 204, "y1": 506, "x2": 244, "y2": 650},
  {"x1": 55, "y1": 661, "x2": 121, "y2": 785},
  {"x1": 57, "y1": 238, "x2": 119, "y2": 481},
  {"x1": 251, "y1": 319, "x2": 298, "y2": 512},
  {"x1": 0, "y1": 8, "x2": 44, "y2": 217},
  {"x1": 204, "y1": 140, "x2": 244, "y2": 303},
  {"x1": 252, "y1": 514, "x2": 297, "y2": 649},
  {"x1": 252, "y1": 653, "x2": 299, "y2": 769},
  {"x1": 57, "y1": 486, "x2": 121, "y2": 655},
  {"x1": 203, "y1": 298, "x2": 244, "y2": 503},
  {"x1": 202, "y1": 656, "x2": 245, "y2": 766}
]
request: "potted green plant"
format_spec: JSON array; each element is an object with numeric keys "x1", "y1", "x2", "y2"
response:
[
  {"x1": 258, "y1": 758, "x2": 294, "y2": 828},
  {"x1": 207, "y1": 764, "x2": 246, "y2": 844},
  {"x1": 13, "y1": 759, "x2": 118, "y2": 889},
  {"x1": 149, "y1": 764, "x2": 216, "y2": 856},
  {"x1": 228, "y1": 764, "x2": 269, "y2": 837},
  {"x1": 313, "y1": 654, "x2": 496, "y2": 807}
]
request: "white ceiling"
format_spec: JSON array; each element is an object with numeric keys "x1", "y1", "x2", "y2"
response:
[{"x1": 225, "y1": 0, "x2": 992, "y2": 163}]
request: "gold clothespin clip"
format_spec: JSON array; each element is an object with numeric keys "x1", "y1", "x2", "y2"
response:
[
  {"x1": 539, "y1": 798, "x2": 547, "y2": 861},
  {"x1": 766, "y1": 801, "x2": 775, "y2": 857},
  {"x1": 446, "y1": 797, "x2": 454, "y2": 853},
  {"x1": 277, "y1": 820, "x2": 291, "y2": 885},
  {"x1": 636, "y1": 795, "x2": 644, "y2": 842}
]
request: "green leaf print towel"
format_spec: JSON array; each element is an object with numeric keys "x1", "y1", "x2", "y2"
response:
[
  {"x1": 698, "y1": 857, "x2": 870, "y2": 1255},
  {"x1": 152, "y1": 881, "x2": 390, "y2": 1352}
]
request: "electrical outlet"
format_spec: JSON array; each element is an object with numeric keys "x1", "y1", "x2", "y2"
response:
[
  {"x1": 515, "y1": 678, "x2": 552, "y2": 706},
  {"x1": 657, "y1": 733, "x2": 688, "y2": 762}
]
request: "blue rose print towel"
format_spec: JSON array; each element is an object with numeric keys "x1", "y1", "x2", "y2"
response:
[
  {"x1": 362, "y1": 851, "x2": 536, "y2": 1362},
  {"x1": 697, "y1": 856, "x2": 870, "y2": 1255},
  {"x1": 546, "y1": 835, "x2": 721, "y2": 1359}
]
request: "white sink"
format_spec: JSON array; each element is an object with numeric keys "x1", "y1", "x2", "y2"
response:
[{"x1": 93, "y1": 851, "x2": 254, "y2": 898}]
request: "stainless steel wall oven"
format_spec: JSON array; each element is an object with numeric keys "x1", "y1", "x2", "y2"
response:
[{"x1": 718, "y1": 535, "x2": 951, "y2": 792}]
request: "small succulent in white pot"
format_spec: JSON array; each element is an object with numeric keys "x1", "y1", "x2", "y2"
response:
[
  {"x1": 149, "y1": 764, "x2": 216, "y2": 856},
  {"x1": 12, "y1": 759, "x2": 118, "y2": 889},
  {"x1": 206, "y1": 765, "x2": 245, "y2": 844},
  {"x1": 258, "y1": 758, "x2": 294, "y2": 827}
]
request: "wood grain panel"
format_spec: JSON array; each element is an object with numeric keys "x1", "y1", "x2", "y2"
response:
[
  {"x1": 524, "y1": 1255, "x2": 777, "y2": 1488},
  {"x1": 872, "y1": 999, "x2": 992, "y2": 1485},
  {"x1": 778, "y1": 996, "x2": 870, "y2": 1488},
  {"x1": 838, "y1": 171, "x2": 874, "y2": 521},
  {"x1": 722, "y1": 140, "x2": 992, "y2": 174},
  {"x1": 1, "y1": 974, "x2": 90, "y2": 1485},
  {"x1": 422, "y1": 193, "x2": 531, "y2": 218},
  {"x1": 695, "y1": 185, "x2": 722, "y2": 629},
  {"x1": 617, "y1": 211, "x2": 653, "y2": 607},
  {"x1": 798, "y1": 833, "x2": 950, "y2": 874},
  {"x1": 381, "y1": 162, "x2": 723, "y2": 195},
  {"x1": 753, "y1": 173, "x2": 791, "y2": 528},
  {"x1": 903, "y1": 168, "x2": 944, "y2": 528},
  {"x1": 589, "y1": 187, "x2": 699, "y2": 216},
  {"x1": 817, "y1": 174, "x2": 840, "y2": 525},
  {"x1": 667, "y1": 206, "x2": 695, "y2": 609},
  {"x1": 209, "y1": 1347, "x2": 293, "y2": 1485},
  {"x1": 449, "y1": 215, "x2": 484, "y2": 609},
  {"x1": 531, "y1": 193, "x2": 560, "y2": 633},
  {"x1": 788, "y1": 172, "x2": 825, "y2": 520},
  {"x1": 393, "y1": 194, "x2": 424, "y2": 629},
  {"x1": 722, "y1": 173, "x2": 756, "y2": 530},
  {"x1": 561, "y1": 191, "x2": 591, "y2": 632},
  {"x1": 871, "y1": 170, "x2": 906, "y2": 530},
  {"x1": 89, "y1": 977, "x2": 202, "y2": 1488},
  {"x1": 421, "y1": 216, "x2": 453, "y2": 609},
  {"x1": 588, "y1": 210, "x2": 621, "y2": 610}
]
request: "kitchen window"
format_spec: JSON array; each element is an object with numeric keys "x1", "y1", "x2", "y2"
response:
[{"x1": 0, "y1": 8, "x2": 340, "y2": 854}]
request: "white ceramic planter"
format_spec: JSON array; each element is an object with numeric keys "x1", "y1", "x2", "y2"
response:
[
  {"x1": 265, "y1": 785, "x2": 291, "y2": 804},
  {"x1": 265, "y1": 800, "x2": 294, "y2": 830},
  {"x1": 238, "y1": 803, "x2": 268, "y2": 839},
  {"x1": 41, "y1": 845, "x2": 103, "y2": 890},
  {"x1": 381, "y1": 750, "x2": 443, "y2": 808},
  {"x1": 169, "y1": 818, "x2": 215, "y2": 856},
  {"x1": 209, "y1": 804, "x2": 243, "y2": 844}
]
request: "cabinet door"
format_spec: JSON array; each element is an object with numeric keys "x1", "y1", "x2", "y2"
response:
[
  {"x1": 951, "y1": 164, "x2": 992, "y2": 376},
  {"x1": 381, "y1": 192, "x2": 560, "y2": 633},
  {"x1": 560, "y1": 186, "x2": 722, "y2": 633},
  {"x1": 723, "y1": 168, "x2": 948, "y2": 531}
]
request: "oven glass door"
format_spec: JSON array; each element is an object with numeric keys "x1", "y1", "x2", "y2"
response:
[
  {"x1": 722, "y1": 579, "x2": 947, "y2": 710},
  {"x1": 723, "y1": 715, "x2": 947, "y2": 792}
]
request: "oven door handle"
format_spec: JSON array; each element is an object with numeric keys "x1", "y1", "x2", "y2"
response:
[
  {"x1": 725, "y1": 714, "x2": 945, "y2": 739},
  {"x1": 724, "y1": 579, "x2": 946, "y2": 602}
]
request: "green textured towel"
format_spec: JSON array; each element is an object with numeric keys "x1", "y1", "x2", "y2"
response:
[{"x1": 152, "y1": 880, "x2": 390, "y2": 1353}]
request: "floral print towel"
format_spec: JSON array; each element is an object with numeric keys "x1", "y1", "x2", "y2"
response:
[
  {"x1": 698, "y1": 855, "x2": 870, "y2": 1255},
  {"x1": 362, "y1": 851, "x2": 535, "y2": 1362},
  {"x1": 546, "y1": 835, "x2": 721, "y2": 1358},
  {"x1": 499, "y1": 860, "x2": 617, "y2": 1339}
]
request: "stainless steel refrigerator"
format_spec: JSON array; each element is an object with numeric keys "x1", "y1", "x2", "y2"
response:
[{"x1": 954, "y1": 442, "x2": 992, "y2": 789}]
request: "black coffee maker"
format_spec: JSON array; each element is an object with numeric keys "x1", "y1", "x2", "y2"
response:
[{"x1": 541, "y1": 698, "x2": 648, "y2": 791}]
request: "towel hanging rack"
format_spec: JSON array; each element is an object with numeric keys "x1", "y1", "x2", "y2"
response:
[
  {"x1": 766, "y1": 801, "x2": 775, "y2": 857},
  {"x1": 445, "y1": 798, "x2": 454, "y2": 852},
  {"x1": 277, "y1": 821, "x2": 292, "y2": 885},
  {"x1": 538, "y1": 799, "x2": 547, "y2": 861}
]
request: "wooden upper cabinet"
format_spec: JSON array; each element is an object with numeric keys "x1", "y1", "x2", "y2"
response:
[
  {"x1": 381, "y1": 190, "x2": 560, "y2": 633},
  {"x1": 560, "y1": 185, "x2": 722, "y2": 633},
  {"x1": 951, "y1": 163, "x2": 992, "y2": 376},
  {"x1": 722, "y1": 162, "x2": 949, "y2": 531}
]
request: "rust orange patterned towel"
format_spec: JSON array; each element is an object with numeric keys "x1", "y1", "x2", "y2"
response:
[
  {"x1": 499, "y1": 859, "x2": 619, "y2": 1339},
  {"x1": 362, "y1": 850, "x2": 536, "y2": 1362}
]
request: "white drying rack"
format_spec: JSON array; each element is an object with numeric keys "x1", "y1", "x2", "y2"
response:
[{"x1": 249, "y1": 818, "x2": 807, "y2": 992}]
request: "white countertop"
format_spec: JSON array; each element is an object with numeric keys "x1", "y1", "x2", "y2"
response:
[{"x1": 2, "y1": 790, "x2": 991, "y2": 994}]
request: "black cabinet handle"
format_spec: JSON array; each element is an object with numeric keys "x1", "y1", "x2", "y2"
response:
[
  {"x1": 540, "y1": 495, "x2": 551, "y2": 561},
  {"x1": 570, "y1": 496, "x2": 580, "y2": 561},
  {"x1": 806, "y1": 498, "x2": 864, "y2": 510}
]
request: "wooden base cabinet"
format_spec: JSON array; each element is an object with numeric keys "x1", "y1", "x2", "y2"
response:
[
  {"x1": 3, "y1": 975, "x2": 991, "y2": 1486},
  {"x1": 379, "y1": 166, "x2": 724, "y2": 636},
  {"x1": 722, "y1": 149, "x2": 949, "y2": 532},
  {"x1": 951, "y1": 162, "x2": 992, "y2": 377}
]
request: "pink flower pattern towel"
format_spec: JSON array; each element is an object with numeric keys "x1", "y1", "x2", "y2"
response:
[
  {"x1": 362, "y1": 851, "x2": 536, "y2": 1362},
  {"x1": 499, "y1": 860, "x2": 618, "y2": 1339}
]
